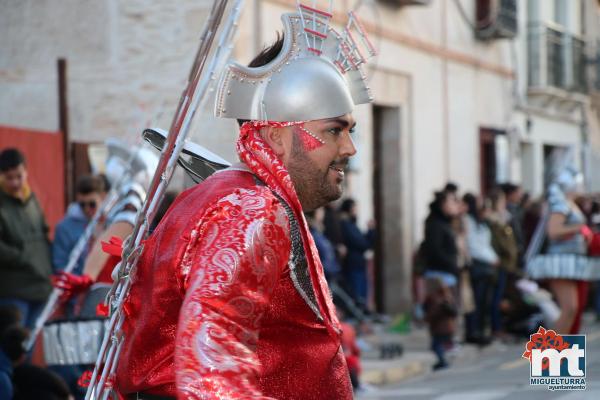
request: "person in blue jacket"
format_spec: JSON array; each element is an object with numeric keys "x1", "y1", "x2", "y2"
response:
[
  {"x1": 52, "y1": 175, "x2": 105, "y2": 275},
  {"x1": 339, "y1": 198, "x2": 376, "y2": 308}
]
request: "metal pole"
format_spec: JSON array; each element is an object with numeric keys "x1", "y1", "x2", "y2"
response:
[{"x1": 58, "y1": 58, "x2": 72, "y2": 207}]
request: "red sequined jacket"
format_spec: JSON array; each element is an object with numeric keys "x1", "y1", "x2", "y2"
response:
[{"x1": 116, "y1": 168, "x2": 352, "y2": 399}]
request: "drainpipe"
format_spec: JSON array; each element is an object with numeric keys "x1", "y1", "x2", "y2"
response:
[{"x1": 441, "y1": 0, "x2": 450, "y2": 180}]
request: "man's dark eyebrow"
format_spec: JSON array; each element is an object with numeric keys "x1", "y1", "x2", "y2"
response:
[{"x1": 324, "y1": 118, "x2": 356, "y2": 129}]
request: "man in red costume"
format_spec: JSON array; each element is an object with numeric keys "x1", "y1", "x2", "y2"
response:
[{"x1": 116, "y1": 7, "x2": 376, "y2": 399}]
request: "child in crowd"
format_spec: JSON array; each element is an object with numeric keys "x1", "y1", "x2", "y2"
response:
[
  {"x1": 0, "y1": 305, "x2": 28, "y2": 399},
  {"x1": 424, "y1": 278, "x2": 458, "y2": 371}
]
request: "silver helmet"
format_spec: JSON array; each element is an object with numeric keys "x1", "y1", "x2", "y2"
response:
[
  {"x1": 545, "y1": 146, "x2": 584, "y2": 195},
  {"x1": 215, "y1": 6, "x2": 376, "y2": 122}
]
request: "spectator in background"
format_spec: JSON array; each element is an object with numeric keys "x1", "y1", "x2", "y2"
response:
[
  {"x1": 96, "y1": 173, "x2": 111, "y2": 194},
  {"x1": 422, "y1": 191, "x2": 461, "y2": 287},
  {"x1": 444, "y1": 182, "x2": 459, "y2": 202},
  {"x1": 0, "y1": 305, "x2": 20, "y2": 334},
  {"x1": 0, "y1": 304, "x2": 22, "y2": 399},
  {"x1": 501, "y1": 183, "x2": 525, "y2": 266},
  {"x1": 487, "y1": 188, "x2": 519, "y2": 338},
  {"x1": 339, "y1": 198, "x2": 376, "y2": 308},
  {"x1": 52, "y1": 175, "x2": 105, "y2": 275},
  {"x1": 13, "y1": 364, "x2": 73, "y2": 400},
  {"x1": 306, "y1": 208, "x2": 342, "y2": 281},
  {"x1": 424, "y1": 277, "x2": 458, "y2": 371},
  {"x1": 323, "y1": 202, "x2": 347, "y2": 263},
  {"x1": 0, "y1": 318, "x2": 29, "y2": 399},
  {"x1": 0, "y1": 148, "x2": 53, "y2": 329},
  {"x1": 453, "y1": 194, "x2": 476, "y2": 325},
  {"x1": 463, "y1": 193, "x2": 499, "y2": 345}
]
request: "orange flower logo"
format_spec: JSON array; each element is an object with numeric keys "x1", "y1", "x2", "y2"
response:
[{"x1": 522, "y1": 326, "x2": 570, "y2": 371}]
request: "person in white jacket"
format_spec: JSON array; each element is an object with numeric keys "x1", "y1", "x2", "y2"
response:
[{"x1": 463, "y1": 193, "x2": 499, "y2": 344}]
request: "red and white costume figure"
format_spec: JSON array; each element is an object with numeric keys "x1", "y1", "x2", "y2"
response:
[{"x1": 115, "y1": 3, "x2": 375, "y2": 399}]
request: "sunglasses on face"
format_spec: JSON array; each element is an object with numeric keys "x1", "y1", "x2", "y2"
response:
[{"x1": 79, "y1": 200, "x2": 97, "y2": 209}]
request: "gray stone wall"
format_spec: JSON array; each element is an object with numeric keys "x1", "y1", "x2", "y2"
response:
[{"x1": 0, "y1": 0, "x2": 240, "y2": 162}]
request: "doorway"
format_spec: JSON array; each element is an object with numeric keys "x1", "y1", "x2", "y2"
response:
[{"x1": 372, "y1": 105, "x2": 407, "y2": 313}]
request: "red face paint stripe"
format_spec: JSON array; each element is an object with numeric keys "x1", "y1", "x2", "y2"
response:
[{"x1": 294, "y1": 125, "x2": 325, "y2": 151}]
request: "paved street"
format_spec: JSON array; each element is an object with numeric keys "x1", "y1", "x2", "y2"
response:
[{"x1": 358, "y1": 328, "x2": 600, "y2": 400}]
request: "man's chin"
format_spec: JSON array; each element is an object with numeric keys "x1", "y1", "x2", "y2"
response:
[{"x1": 326, "y1": 185, "x2": 343, "y2": 203}]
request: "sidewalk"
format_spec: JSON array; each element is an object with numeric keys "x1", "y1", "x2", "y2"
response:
[
  {"x1": 358, "y1": 323, "x2": 493, "y2": 386},
  {"x1": 359, "y1": 313, "x2": 600, "y2": 387}
]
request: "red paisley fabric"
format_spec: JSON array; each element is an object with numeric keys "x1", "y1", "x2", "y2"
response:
[{"x1": 115, "y1": 122, "x2": 351, "y2": 399}]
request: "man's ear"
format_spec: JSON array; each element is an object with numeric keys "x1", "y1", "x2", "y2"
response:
[{"x1": 261, "y1": 126, "x2": 287, "y2": 158}]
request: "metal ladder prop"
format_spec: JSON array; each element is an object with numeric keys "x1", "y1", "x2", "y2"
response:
[
  {"x1": 334, "y1": 10, "x2": 376, "y2": 73},
  {"x1": 297, "y1": 0, "x2": 333, "y2": 55}
]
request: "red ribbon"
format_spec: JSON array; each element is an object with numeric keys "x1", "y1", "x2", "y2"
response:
[
  {"x1": 96, "y1": 302, "x2": 109, "y2": 317},
  {"x1": 101, "y1": 236, "x2": 124, "y2": 257},
  {"x1": 78, "y1": 370, "x2": 94, "y2": 388}
]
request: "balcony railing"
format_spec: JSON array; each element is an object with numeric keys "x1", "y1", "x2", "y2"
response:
[{"x1": 528, "y1": 22, "x2": 587, "y2": 94}]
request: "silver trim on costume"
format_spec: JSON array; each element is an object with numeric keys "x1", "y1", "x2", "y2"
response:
[{"x1": 273, "y1": 192, "x2": 323, "y2": 321}]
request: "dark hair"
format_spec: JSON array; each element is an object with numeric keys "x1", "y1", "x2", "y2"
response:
[
  {"x1": 0, "y1": 304, "x2": 21, "y2": 335},
  {"x1": 0, "y1": 324, "x2": 29, "y2": 361},
  {"x1": 444, "y1": 182, "x2": 459, "y2": 194},
  {"x1": 429, "y1": 191, "x2": 450, "y2": 215},
  {"x1": 96, "y1": 173, "x2": 111, "y2": 192},
  {"x1": 0, "y1": 148, "x2": 26, "y2": 172},
  {"x1": 339, "y1": 198, "x2": 356, "y2": 214},
  {"x1": 463, "y1": 192, "x2": 481, "y2": 221},
  {"x1": 500, "y1": 182, "x2": 520, "y2": 196},
  {"x1": 76, "y1": 175, "x2": 104, "y2": 195},
  {"x1": 13, "y1": 364, "x2": 72, "y2": 400},
  {"x1": 488, "y1": 187, "x2": 505, "y2": 211},
  {"x1": 237, "y1": 33, "x2": 285, "y2": 127}
]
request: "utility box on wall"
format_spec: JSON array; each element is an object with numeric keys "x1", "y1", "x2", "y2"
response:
[{"x1": 476, "y1": 0, "x2": 518, "y2": 40}]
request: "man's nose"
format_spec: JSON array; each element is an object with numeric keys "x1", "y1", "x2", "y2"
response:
[{"x1": 340, "y1": 132, "x2": 357, "y2": 158}]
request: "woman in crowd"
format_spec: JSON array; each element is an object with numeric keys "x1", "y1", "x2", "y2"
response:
[
  {"x1": 463, "y1": 193, "x2": 499, "y2": 344},
  {"x1": 527, "y1": 161, "x2": 600, "y2": 334},
  {"x1": 487, "y1": 189, "x2": 519, "y2": 338},
  {"x1": 420, "y1": 191, "x2": 460, "y2": 368},
  {"x1": 421, "y1": 191, "x2": 461, "y2": 287}
]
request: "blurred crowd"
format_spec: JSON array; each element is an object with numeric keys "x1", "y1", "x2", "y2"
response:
[
  {"x1": 0, "y1": 147, "x2": 173, "y2": 399},
  {"x1": 415, "y1": 181, "x2": 600, "y2": 371}
]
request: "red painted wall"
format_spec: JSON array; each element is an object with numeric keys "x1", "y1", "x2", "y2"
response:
[{"x1": 0, "y1": 126, "x2": 65, "y2": 237}]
